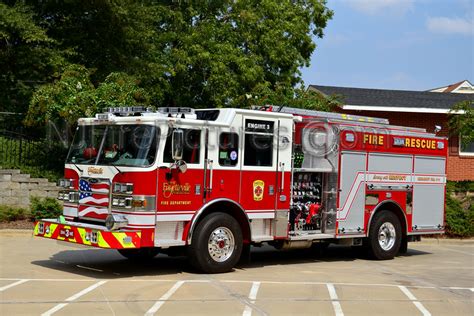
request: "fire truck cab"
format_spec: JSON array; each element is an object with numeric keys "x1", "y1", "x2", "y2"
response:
[{"x1": 34, "y1": 106, "x2": 448, "y2": 273}]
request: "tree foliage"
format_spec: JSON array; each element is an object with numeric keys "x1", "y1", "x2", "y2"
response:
[
  {"x1": 0, "y1": 2, "x2": 65, "y2": 121},
  {"x1": 247, "y1": 83, "x2": 340, "y2": 111},
  {"x1": 25, "y1": 64, "x2": 149, "y2": 126},
  {"x1": 449, "y1": 100, "x2": 474, "y2": 145},
  {"x1": 158, "y1": 0, "x2": 333, "y2": 108},
  {"x1": 1, "y1": 0, "x2": 333, "y2": 128}
]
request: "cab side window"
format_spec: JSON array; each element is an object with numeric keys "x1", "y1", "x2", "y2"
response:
[
  {"x1": 219, "y1": 133, "x2": 239, "y2": 166},
  {"x1": 164, "y1": 129, "x2": 201, "y2": 163},
  {"x1": 244, "y1": 119, "x2": 274, "y2": 167}
]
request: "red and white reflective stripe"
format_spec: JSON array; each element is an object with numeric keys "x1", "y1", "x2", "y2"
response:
[
  {"x1": 338, "y1": 173, "x2": 365, "y2": 220},
  {"x1": 338, "y1": 172, "x2": 446, "y2": 221},
  {"x1": 156, "y1": 214, "x2": 194, "y2": 221}
]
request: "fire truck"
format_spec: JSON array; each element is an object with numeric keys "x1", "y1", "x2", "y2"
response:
[{"x1": 34, "y1": 106, "x2": 447, "y2": 273}]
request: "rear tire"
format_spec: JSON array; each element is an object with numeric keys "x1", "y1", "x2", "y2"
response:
[
  {"x1": 368, "y1": 211, "x2": 401, "y2": 260},
  {"x1": 117, "y1": 248, "x2": 159, "y2": 261},
  {"x1": 188, "y1": 212, "x2": 243, "y2": 273}
]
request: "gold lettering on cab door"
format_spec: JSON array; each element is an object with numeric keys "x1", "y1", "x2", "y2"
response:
[{"x1": 163, "y1": 181, "x2": 191, "y2": 198}]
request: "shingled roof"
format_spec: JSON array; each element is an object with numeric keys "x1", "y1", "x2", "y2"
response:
[{"x1": 309, "y1": 85, "x2": 473, "y2": 113}]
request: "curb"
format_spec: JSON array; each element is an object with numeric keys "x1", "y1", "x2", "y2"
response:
[
  {"x1": 0, "y1": 229, "x2": 33, "y2": 237},
  {"x1": 417, "y1": 238, "x2": 474, "y2": 246}
]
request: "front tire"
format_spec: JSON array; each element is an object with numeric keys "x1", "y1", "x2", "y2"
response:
[
  {"x1": 368, "y1": 211, "x2": 401, "y2": 260},
  {"x1": 188, "y1": 212, "x2": 243, "y2": 273}
]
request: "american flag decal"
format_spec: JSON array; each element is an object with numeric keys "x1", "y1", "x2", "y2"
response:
[{"x1": 79, "y1": 179, "x2": 110, "y2": 219}]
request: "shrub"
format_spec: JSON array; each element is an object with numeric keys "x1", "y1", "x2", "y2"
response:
[
  {"x1": 0, "y1": 205, "x2": 29, "y2": 222},
  {"x1": 30, "y1": 196, "x2": 62, "y2": 220},
  {"x1": 444, "y1": 182, "x2": 474, "y2": 238}
]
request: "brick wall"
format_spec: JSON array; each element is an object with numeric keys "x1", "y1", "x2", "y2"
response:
[
  {"x1": 0, "y1": 169, "x2": 61, "y2": 208},
  {"x1": 339, "y1": 110, "x2": 474, "y2": 181}
]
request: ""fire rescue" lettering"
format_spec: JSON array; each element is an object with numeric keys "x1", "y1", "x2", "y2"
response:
[
  {"x1": 363, "y1": 134, "x2": 384, "y2": 146},
  {"x1": 393, "y1": 137, "x2": 437, "y2": 149}
]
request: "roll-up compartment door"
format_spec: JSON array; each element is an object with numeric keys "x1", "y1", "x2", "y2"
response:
[
  {"x1": 412, "y1": 156, "x2": 446, "y2": 231},
  {"x1": 338, "y1": 151, "x2": 366, "y2": 233}
]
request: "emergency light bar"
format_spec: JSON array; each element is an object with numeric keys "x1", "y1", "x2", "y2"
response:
[
  {"x1": 255, "y1": 105, "x2": 390, "y2": 125},
  {"x1": 106, "y1": 106, "x2": 153, "y2": 115},
  {"x1": 95, "y1": 106, "x2": 153, "y2": 119},
  {"x1": 157, "y1": 107, "x2": 195, "y2": 115}
]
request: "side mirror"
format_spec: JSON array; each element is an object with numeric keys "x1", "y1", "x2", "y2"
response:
[
  {"x1": 176, "y1": 160, "x2": 188, "y2": 173},
  {"x1": 172, "y1": 129, "x2": 184, "y2": 161}
]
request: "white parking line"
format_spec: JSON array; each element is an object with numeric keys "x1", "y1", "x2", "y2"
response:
[
  {"x1": 242, "y1": 281, "x2": 261, "y2": 316},
  {"x1": 1, "y1": 277, "x2": 473, "y2": 292},
  {"x1": 41, "y1": 280, "x2": 107, "y2": 316},
  {"x1": 0, "y1": 279, "x2": 29, "y2": 292},
  {"x1": 145, "y1": 280, "x2": 185, "y2": 316},
  {"x1": 326, "y1": 283, "x2": 344, "y2": 316},
  {"x1": 398, "y1": 286, "x2": 431, "y2": 316},
  {"x1": 449, "y1": 287, "x2": 474, "y2": 292}
]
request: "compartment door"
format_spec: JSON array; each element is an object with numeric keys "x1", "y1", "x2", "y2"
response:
[
  {"x1": 337, "y1": 151, "x2": 366, "y2": 233},
  {"x1": 412, "y1": 156, "x2": 446, "y2": 231}
]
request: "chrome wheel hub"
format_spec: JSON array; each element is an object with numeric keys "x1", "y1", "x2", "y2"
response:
[
  {"x1": 208, "y1": 227, "x2": 235, "y2": 262},
  {"x1": 378, "y1": 222, "x2": 396, "y2": 251}
]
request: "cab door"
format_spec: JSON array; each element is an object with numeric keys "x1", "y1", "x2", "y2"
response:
[
  {"x1": 239, "y1": 117, "x2": 280, "y2": 213},
  {"x1": 156, "y1": 127, "x2": 205, "y2": 213},
  {"x1": 204, "y1": 127, "x2": 241, "y2": 204}
]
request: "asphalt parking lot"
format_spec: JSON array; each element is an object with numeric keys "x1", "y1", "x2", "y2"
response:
[{"x1": 0, "y1": 230, "x2": 472, "y2": 315}]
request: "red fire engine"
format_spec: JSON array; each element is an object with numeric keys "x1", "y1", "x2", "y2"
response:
[{"x1": 34, "y1": 106, "x2": 448, "y2": 273}]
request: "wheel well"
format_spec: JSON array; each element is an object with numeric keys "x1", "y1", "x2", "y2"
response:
[
  {"x1": 369, "y1": 201, "x2": 407, "y2": 238},
  {"x1": 187, "y1": 200, "x2": 251, "y2": 245}
]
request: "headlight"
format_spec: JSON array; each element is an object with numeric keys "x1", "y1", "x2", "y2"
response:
[
  {"x1": 68, "y1": 191, "x2": 80, "y2": 203},
  {"x1": 105, "y1": 214, "x2": 128, "y2": 231},
  {"x1": 58, "y1": 178, "x2": 74, "y2": 189},
  {"x1": 112, "y1": 196, "x2": 132, "y2": 209},
  {"x1": 58, "y1": 191, "x2": 68, "y2": 200},
  {"x1": 113, "y1": 182, "x2": 133, "y2": 194},
  {"x1": 58, "y1": 191, "x2": 79, "y2": 202}
]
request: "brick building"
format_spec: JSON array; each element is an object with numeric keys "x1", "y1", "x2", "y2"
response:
[{"x1": 309, "y1": 85, "x2": 474, "y2": 181}]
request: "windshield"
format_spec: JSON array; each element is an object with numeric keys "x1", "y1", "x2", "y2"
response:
[{"x1": 66, "y1": 125, "x2": 159, "y2": 167}]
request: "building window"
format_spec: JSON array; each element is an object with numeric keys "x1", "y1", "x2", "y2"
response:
[
  {"x1": 163, "y1": 129, "x2": 201, "y2": 163},
  {"x1": 459, "y1": 136, "x2": 474, "y2": 156},
  {"x1": 219, "y1": 133, "x2": 239, "y2": 166},
  {"x1": 244, "y1": 119, "x2": 274, "y2": 167}
]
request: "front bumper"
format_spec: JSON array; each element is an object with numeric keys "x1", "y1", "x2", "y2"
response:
[{"x1": 34, "y1": 219, "x2": 144, "y2": 249}]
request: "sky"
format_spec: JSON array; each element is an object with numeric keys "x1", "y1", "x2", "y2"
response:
[{"x1": 301, "y1": 0, "x2": 474, "y2": 91}]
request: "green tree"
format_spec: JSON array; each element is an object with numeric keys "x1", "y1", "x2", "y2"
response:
[
  {"x1": 449, "y1": 100, "x2": 474, "y2": 146},
  {"x1": 245, "y1": 83, "x2": 340, "y2": 111},
  {"x1": 160, "y1": 0, "x2": 333, "y2": 108},
  {"x1": 12, "y1": 0, "x2": 333, "y2": 126},
  {"x1": 0, "y1": 2, "x2": 65, "y2": 123},
  {"x1": 25, "y1": 64, "x2": 149, "y2": 127},
  {"x1": 21, "y1": 0, "x2": 170, "y2": 104}
]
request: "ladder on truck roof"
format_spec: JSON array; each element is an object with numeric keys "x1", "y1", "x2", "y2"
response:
[
  {"x1": 254, "y1": 105, "x2": 429, "y2": 134},
  {"x1": 254, "y1": 105, "x2": 390, "y2": 125}
]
